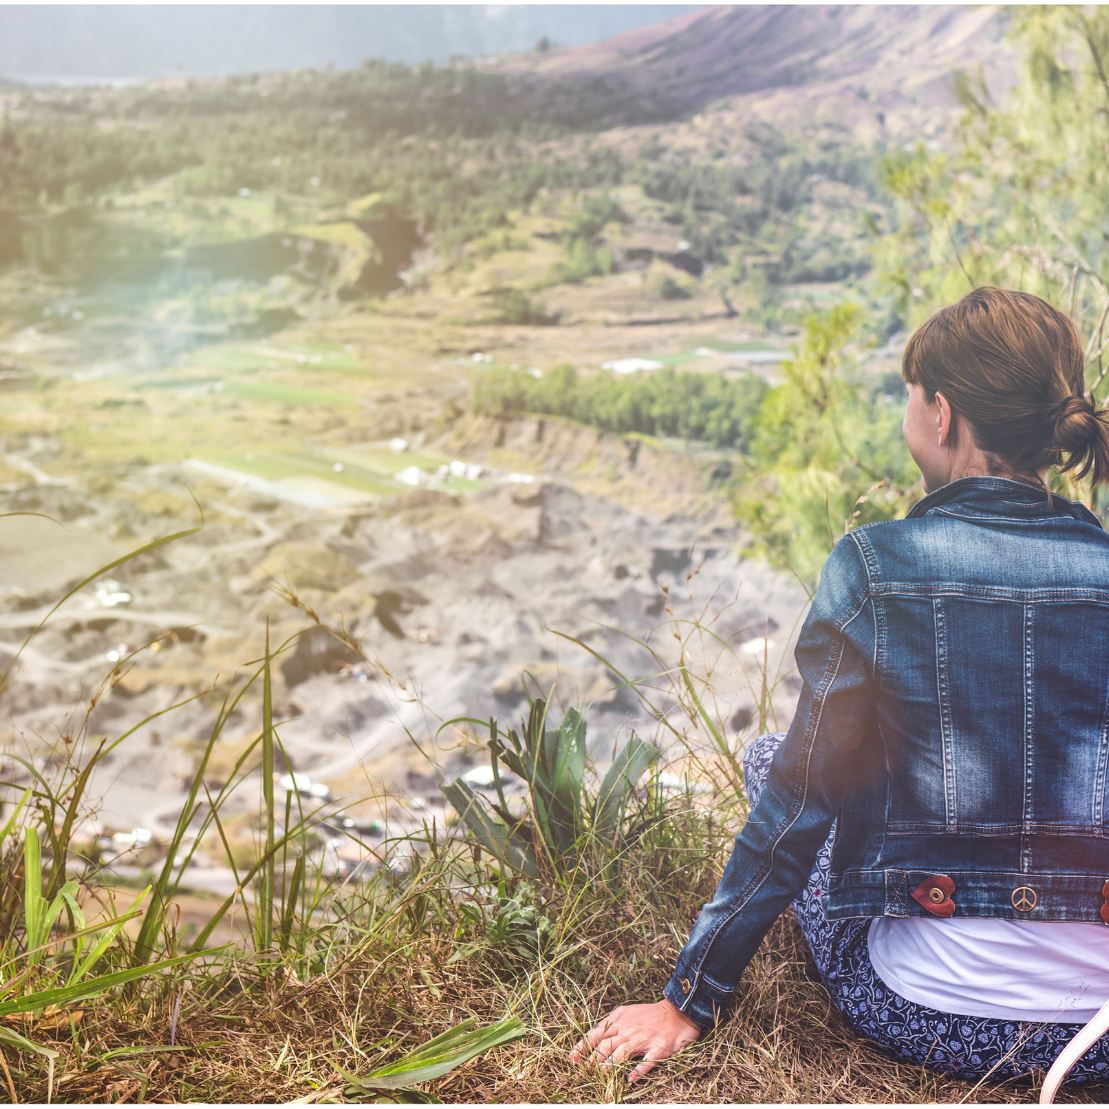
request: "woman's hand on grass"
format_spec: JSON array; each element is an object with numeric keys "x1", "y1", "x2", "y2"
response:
[{"x1": 569, "y1": 998, "x2": 703, "y2": 1083}]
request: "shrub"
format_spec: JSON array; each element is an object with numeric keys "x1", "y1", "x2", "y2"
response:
[
  {"x1": 734, "y1": 304, "x2": 918, "y2": 579},
  {"x1": 488, "y1": 286, "x2": 560, "y2": 326},
  {"x1": 472, "y1": 363, "x2": 769, "y2": 451}
]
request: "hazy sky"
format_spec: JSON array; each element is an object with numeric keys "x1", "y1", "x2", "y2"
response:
[{"x1": 0, "y1": 5, "x2": 698, "y2": 81}]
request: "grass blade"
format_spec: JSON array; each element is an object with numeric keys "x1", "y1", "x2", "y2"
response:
[
  {"x1": 350, "y1": 1016, "x2": 527, "y2": 1091},
  {"x1": 278, "y1": 852, "x2": 303, "y2": 953},
  {"x1": 0, "y1": 911, "x2": 143, "y2": 979},
  {"x1": 260, "y1": 622, "x2": 275, "y2": 953},
  {"x1": 69, "y1": 889, "x2": 148, "y2": 987},
  {"x1": 593, "y1": 733, "x2": 661, "y2": 845},
  {"x1": 23, "y1": 827, "x2": 45, "y2": 965},
  {"x1": 133, "y1": 669, "x2": 262, "y2": 964},
  {"x1": 0, "y1": 950, "x2": 221, "y2": 1018},
  {"x1": 0, "y1": 1025, "x2": 59, "y2": 1061},
  {"x1": 0, "y1": 788, "x2": 31, "y2": 843},
  {"x1": 187, "y1": 823, "x2": 317, "y2": 952},
  {"x1": 47, "y1": 689, "x2": 209, "y2": 900}
]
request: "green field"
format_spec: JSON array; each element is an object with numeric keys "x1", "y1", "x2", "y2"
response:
[
  {"x1": 137, "y1": 376, "x2": 224, "y2": 392},
  {"x1": 640, "y1": 339, "x2": 788, "y2": 366},
  {"x1": 698, "y1": 339, "x2": 788, "y2": 353},
  {"x1": 194, "y1": 343, "x2": 366, "y2": 375},
  {"x1": 331, "y1": 447, "x2": 488, "y2": 492},
  {"x1": 204, "y1": 446, "x2": 488, "y2": 495},
  {"x1": 223, "y1": 381, "x2": 360, "y2": 407},
  {"x1": 648, "y1": 350, "x2": 709, "y2": 366},
  {"x1": 190, "y1": 348, "x2": 274, "y2": 374},
  {"x1": 136, "y1": 374, "x2": 361, "y2": 406},
  {"x1": 205, "y1": 450, "x2": 398, "y2": 495}
]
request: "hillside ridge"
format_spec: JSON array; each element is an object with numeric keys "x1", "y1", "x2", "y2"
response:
[{"x1": 489, "y1": 4, "x2": 1014, "y2": 125}]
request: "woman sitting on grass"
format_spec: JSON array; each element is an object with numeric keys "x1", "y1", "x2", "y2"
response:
[{"x1": 573, "y1": 286, "x2": 1109, "y2": 1086}]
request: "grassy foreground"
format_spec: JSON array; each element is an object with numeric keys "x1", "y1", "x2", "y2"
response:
[{"x1": 0, "y1": 535, "x2": 1107, "y2": 1105}]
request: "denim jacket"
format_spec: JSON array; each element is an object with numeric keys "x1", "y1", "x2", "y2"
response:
[{"x1": 665, "y1": 477, "x2": 1109, "y2": 1029}]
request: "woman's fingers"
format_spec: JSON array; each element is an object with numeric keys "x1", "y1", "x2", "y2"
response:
[
  {"x1": 583, "y1": 1021, "x2": 630, "y2": 1065},
  {"x1": 629, "y1": 1046, "x2": 673, "y2": 1083},
  {"x1": 570, "y1": 999, "x2": 701, "y2": 1080},
  {"x1": 569, "y1": 1010, "x2": 622, "y2": 1062},
  {"x1": 604, "y1": 1035, "x2": 653, "y2": 1068}
]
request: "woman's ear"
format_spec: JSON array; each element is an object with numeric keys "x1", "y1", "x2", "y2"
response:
[{"x1": 934, "y1": 392, "x2": 956, "y2": 448}]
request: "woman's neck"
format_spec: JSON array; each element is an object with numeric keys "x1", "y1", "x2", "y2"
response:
[{"x1": 927, "y1": 429, "x2": 1044, "y2": 492}]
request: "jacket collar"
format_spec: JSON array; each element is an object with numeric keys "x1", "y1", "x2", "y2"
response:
[{"x1": 905, "y1": 475, "x2": 1103, "y2": 527}]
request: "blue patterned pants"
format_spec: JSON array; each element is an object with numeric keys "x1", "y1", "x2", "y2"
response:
[{"x1": 744, "y1": 731, "x2": 1109, "y2": 1084}]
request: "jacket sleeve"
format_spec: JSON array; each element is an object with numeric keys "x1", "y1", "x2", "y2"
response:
[{"x1": 662, "y1": 533, "x2": 876, "y2": 1028}]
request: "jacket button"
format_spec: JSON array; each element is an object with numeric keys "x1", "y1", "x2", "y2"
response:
[
  {"x1": 1101, "y1": 903, "x2": 1109, "y2": 925},
  {"x1": 680, "y1": 978, "x2": 691, "y2": 995},
  {"x1": 1102, "y1": 879, "x2": 1109, "y2": 901},
  {"x1": 1011, "y1": 886, "x2": 1037, "y2": 912},
  {"x1": 911, "y1": 874, "x2": 955, "y2": 917}
]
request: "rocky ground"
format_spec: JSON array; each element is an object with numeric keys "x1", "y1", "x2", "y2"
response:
[{"x1": 0, "y1": 421, "x2": 807, "y2": 887}]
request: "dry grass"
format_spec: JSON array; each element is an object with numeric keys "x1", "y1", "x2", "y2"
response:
[
  {"x1": 8, "y1": 903, "x2": 1109, "y2": 1104},
  {"x1": 3, "y1": 558, "x2": 1107, "y2": 1104}
]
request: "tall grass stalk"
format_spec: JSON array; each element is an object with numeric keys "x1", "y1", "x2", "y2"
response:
[
  {"x1": 0, "y1": 524, "x2": 376, "y2": 1095},
  {"x1": 260, "y1": 621, "x2": 276, "y2": 954}
]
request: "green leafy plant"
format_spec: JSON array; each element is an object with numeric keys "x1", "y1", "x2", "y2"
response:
[
  {"x1": 441, "y1": 701, "x2": 660, "y2": 882},
  {"x1": 449, "y1": 888, "x2": 552, "y2": 965},
  {"x1": 294, "y1": 1017, "x2": 527, "y2": 1104}
]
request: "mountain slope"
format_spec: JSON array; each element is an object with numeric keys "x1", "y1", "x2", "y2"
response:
[{"x1": 490, "y1": 5, "x2": 1014, "y2": 128}]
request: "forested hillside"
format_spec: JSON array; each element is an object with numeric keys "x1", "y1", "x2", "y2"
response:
[{"x1": 0, "y1": 29, "x2": 923, "y2": 577}]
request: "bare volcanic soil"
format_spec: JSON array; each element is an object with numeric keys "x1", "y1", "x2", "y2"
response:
[
  {"x1": 0, "y1": 442, "x2": 806, "y2": 881},
  {"x1": 491, "y1": 4, "x2": 1014, "y2": 133}
]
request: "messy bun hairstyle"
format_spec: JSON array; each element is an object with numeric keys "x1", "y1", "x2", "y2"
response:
[{"x1": 902, "y1": 286, "x2": 1109, "y2": 487}]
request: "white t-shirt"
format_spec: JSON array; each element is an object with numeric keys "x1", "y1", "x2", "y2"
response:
[{"x1": 868, "y1": 916, "x2": 1109, "y2": 1022}]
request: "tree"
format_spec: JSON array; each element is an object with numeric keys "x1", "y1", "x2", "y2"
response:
[
  {"x1": 735, "y1": 305, "x2": 917, "y2": 580},
  {"x1": 878, "y1": 5, "x2": 1109, "y2": 445}
]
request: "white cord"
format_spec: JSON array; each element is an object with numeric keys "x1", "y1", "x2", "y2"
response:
[{"x1": 1040, "y1": 996, "x2": 1109, "y2": 1104}]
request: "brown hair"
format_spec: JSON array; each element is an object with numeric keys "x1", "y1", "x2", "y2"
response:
[{"x1": 902, "y1": 286, "x2": 1109, "y2": 486}]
